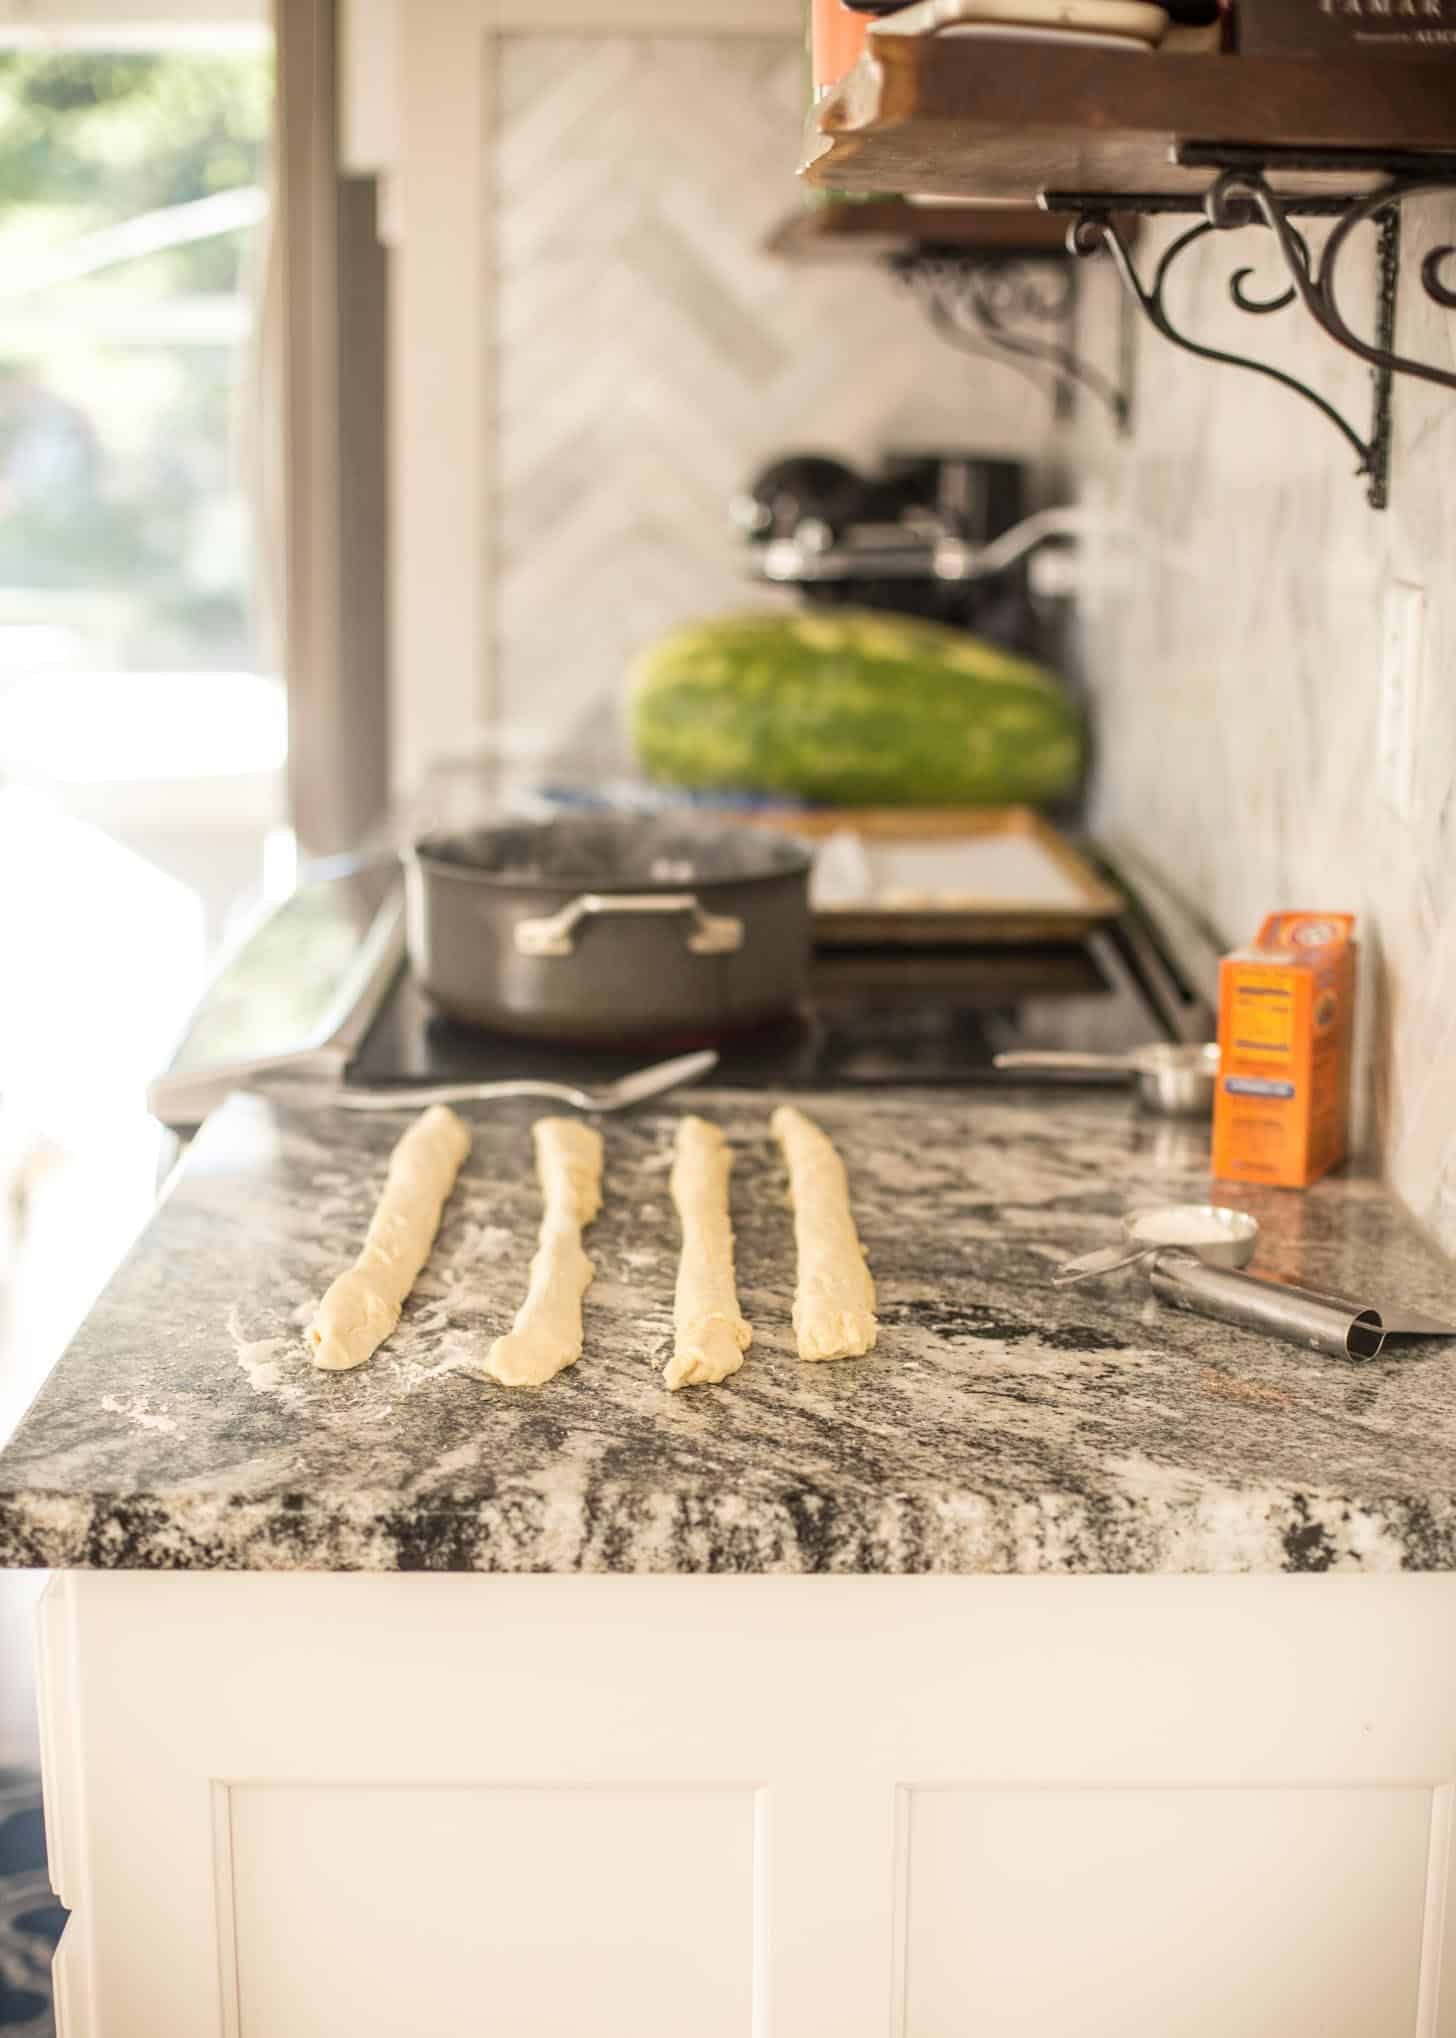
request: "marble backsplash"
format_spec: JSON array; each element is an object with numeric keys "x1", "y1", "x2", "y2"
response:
[
  {"x1": 492, "y1": 33, "x2": 1049, "y2": 751},
  {"x1": 1074, "y1": 197, "x2": 1456, "y2": 1253}
]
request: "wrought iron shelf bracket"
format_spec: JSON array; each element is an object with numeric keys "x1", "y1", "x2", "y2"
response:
[
  {"x1": 887, "y1": 246, "x2": 1132, "y2": 436},
  {"x1": 1043, "y1": 144, "x2": 1456, "y2": 511}
]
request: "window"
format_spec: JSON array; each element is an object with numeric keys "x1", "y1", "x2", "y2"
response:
[{"x1": 0, "y1": 10, "x2": 277, "y2": 1442}]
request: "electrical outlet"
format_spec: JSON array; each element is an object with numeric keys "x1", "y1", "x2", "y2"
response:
[{"x1": 1378, "y1": 581, "x2": 1425, "y2": 821}]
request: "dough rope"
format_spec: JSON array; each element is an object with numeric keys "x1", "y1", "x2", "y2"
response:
[
  {"x1": 666, "y1": 1115, "x2": 751, "y2": 1390},
  {"x1": 488, "y1": 1118, "x2": 603, "y2": 1388},
  {"x1": 307, "y1": 1105, "x2": 471, "y2": 1372},
  {"x1": 771, "y1": 1104, "x2": 877, "y2": 1363}
]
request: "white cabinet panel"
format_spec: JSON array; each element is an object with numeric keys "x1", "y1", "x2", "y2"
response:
[
  {"x1": 40, "y1": 1574, "x2": 1456, "y2": 2036},
  {"x1": 228, "y1": 1784, "x2": 757, "y2": 2038},
  {"x1": 903, "y1": 1787, "x2": 1433, "y2": 2038}
]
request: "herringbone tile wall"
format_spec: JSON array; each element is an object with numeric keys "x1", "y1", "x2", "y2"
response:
[{"x1": 493, "y1": 33, "x2": 1048, "y2": 752}]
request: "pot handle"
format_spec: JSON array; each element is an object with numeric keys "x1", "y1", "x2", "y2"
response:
[{"x1": 514, "y1": 892, "x2": 745, "y2": 960}]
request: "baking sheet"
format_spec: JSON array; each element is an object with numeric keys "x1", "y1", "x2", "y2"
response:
[{"x1": 750, "y1": 806, "x2": 1122, "y2": 946}]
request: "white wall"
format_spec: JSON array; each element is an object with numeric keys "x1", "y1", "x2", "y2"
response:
[
  {"x1": 1073, "y1": 200, "x2": 1456, "y2": 1251},
  {"x1": 378, "y1": 0, "x2": 1059, "y2": 793},
  {"x1": 491, "y1": 33, "x2": 1049, "y2": 763}
]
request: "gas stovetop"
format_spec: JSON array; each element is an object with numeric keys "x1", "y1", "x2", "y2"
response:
[{"x1": 150, "y1": 853, "x2": 1214, "y2": 1126}]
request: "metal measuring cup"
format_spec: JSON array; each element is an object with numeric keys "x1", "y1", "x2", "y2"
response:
[
  {"x1": 994, "y1": 1043, "x2": 1221, "y2": 1116},
  {"x1": 1053, "y1": 1203, "x2": 1259, "y2": 1287}
]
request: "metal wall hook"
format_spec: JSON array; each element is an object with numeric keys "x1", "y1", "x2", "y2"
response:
[
  {"x1": 912, "y1": 268, "x2": 1075, "y2": 419},
  {"x1": 1048, "y1": 147, "x2": 1456, "y2": 511},
  {"x1": 891, "y1": 248, "x2": 1131, "y2": 434},
  {"x1": 1423, "y1": 245, "x2": 1456, "y2": 310},
  {"x1": 1227, "y1": 264, "x2": 1299, "y2": 316},
  {"x1": 1064, "y1": 207, "x2": 1373, "y2": 479}
]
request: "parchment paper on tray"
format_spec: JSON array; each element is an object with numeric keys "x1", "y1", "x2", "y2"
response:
[{"x1": 756, "y1": 806, "x2": 1122, "y2": 948}]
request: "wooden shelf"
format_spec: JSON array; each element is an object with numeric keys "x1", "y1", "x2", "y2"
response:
[
  {"x1": 802, "y1": 43, "x2": 1456, "y2": 203},
  {"x1": 765, "y1": 198, "x2": 1069, "y2": 263}
]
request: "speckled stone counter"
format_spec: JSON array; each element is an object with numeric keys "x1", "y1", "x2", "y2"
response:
[{"x1": 1, "y1": 1086, "x2": 1454, "y2": 1574}]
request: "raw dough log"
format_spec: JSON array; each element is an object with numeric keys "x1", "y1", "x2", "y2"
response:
[
  {"x1": 488, "y1": 1118, "x2": 604, "y2": 1388},
  {"x1": 666, "y1": 1115, "x2": 751, "y2": 1391},
  {"x1": 307, "y1": 1105, "x2": 471, "y2": 1372},
  {"x1": 771, "y1": 1104, "x2": 877, "y2": 1363}
]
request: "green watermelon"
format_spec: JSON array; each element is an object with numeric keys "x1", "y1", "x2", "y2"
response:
[{"x1": 629, "y1": 610, "x2": 1083, "y2": 807}]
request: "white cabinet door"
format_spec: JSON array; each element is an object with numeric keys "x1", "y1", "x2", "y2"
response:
[
  {"x1": 230, "y1": 1784, "x2": 756, "y2": 2038},
  {"x1": 903, "y1": 1785, "x2": 1434, "y2": 2037}
]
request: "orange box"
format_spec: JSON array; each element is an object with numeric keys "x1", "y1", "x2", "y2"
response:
[{"x1": 1211, "y1": 911, "x2": 1357, "y2": 1189}]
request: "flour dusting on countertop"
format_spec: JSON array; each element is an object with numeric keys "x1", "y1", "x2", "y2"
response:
[
  {"x1": 226, "y1": 1304, "x2": 296, "y2": 1396},
  {"x1": 98, "y1": 1394, "x2": 178, "y2": 1435},
  {"x1": 1, "y1": 1086, "x2": 1454, "y2": 1576}
]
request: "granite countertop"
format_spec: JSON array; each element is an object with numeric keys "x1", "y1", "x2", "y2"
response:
[{"x1": 1, "y1": 1084, "x2": 1455, "y2": 1576}]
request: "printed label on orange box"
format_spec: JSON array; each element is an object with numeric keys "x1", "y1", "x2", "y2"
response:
[{"x1": 1212, "y1": 912, "x2": 1357, "y2": 1190}]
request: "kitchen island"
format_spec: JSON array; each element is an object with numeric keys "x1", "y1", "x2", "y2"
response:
[{"x1": 4, "y1": 1085, "x2": 1456, "y2": 2036}]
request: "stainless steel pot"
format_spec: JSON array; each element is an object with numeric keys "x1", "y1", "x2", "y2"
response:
[{"x1": 405, "y1": 817, "x2": 813, "y2": 1042}]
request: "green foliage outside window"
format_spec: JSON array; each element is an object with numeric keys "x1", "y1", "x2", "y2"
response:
[{"x1": 0, "y1": 49, "x2": 274, "y2": 670}]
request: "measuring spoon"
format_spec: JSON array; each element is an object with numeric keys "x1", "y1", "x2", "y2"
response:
[{"x1": 1054, "y1": 1202, "x2": 1259, "y2": 1287}]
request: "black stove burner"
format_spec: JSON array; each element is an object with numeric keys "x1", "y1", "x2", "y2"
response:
[{"x1": 347, "y1": 933, "x2": 1169, "y2": 1092}]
